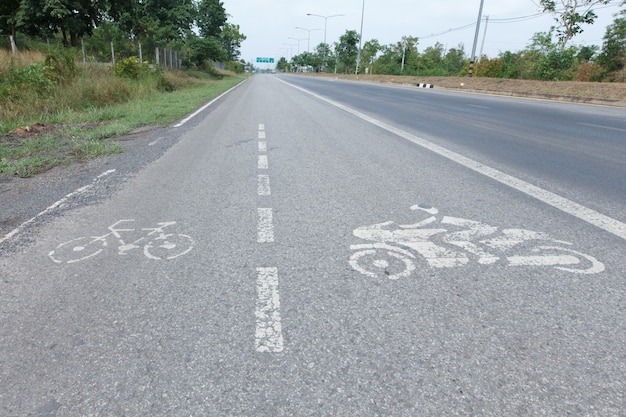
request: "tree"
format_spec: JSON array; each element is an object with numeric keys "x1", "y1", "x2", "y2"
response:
[
  {"x1": 398, "y1": 36, "x2": 419, "y2": 74},
  {"x1": 142, "y1": 0, "x2": 196, "y2": 43},
  {"x1": 276, "y1": 57, "x2": 289, "y2": 72},
  {"x1": 420, "y1": 42, "x2": 445, "y2": 74},
  {"x1": 538, "y1": 0, "x2": 612, "y2": 51},
  {"x1": 334, "y1": 29, "x2": 360, "y2": 73},
  {"x1": 17, "y1": 0, "x2": 102, "y2": 46},
  {"x1": 360, "y1": 39, "x2": 381, "y2": 74},
  {"x1": 443, "y1": 44, "x2": 466, "y2": 75},
  {"x1": 197, "y1": 0, "x2": 226, "y2": 38},
  {"x1": 221, "y1": 22, "x2": 246, "y2": 60},
  {"x1": 314, "y1": 42, "x2": 333, "y2": 71},
  {"x1": 597, "y1": 9, "x2": 626, "y2": 73},
  {"x1": 187, "y1": 32, "x2": 225, "y2": 66},
  {"x1": 0, "y1": 0, "x2": 20, "y2": 39}
]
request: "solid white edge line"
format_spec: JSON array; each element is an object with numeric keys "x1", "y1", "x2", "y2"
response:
[
  {"x1": 276, "y1": 77, "x2": 626, "y2": 242},
  {"x1": 0, "y1": 169, "x2": 117, "y2": 244},
  {"x1": 174, "y1": 79, "x2": 248, "y2": 127}
]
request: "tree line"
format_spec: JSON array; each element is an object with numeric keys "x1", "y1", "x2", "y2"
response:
[
  {"x1": 280, "y1": 1, "x2": 626, "y2": 82},
  {"x1": 0, "y1": 0, "x2": 246, "y2": 71}
]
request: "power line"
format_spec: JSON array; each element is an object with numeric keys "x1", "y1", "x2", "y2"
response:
[{"x1": 419, "y1": 2, "x2": 623, "y2": 41}]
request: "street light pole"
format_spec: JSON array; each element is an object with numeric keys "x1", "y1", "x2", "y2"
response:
[
  {"x1": 295, "y1": 27, "x2": 321, "y2": 53},
  {"x1": 307, "y1": 13, "x2": 344, "y2": 71},
  {"x1": 288, "y1": 37, "x2": 306, "y2": 55}
]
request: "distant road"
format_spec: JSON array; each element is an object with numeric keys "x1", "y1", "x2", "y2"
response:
[
  {"x1": 280, "y1": 74, "x2": 626, "y2": 225},
  {"x1": 1, "y1": 74, "x2": 624, "y2": 416}
]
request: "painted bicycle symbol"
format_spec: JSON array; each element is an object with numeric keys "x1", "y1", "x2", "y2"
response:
[
  {"x1": 349, "y1": 204, "x2": 605, "y2": 279},
  {"x1": 49, "y1": 219, "x2": 193, "y2": 264}
]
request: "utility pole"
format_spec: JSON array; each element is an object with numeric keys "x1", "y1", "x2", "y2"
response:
[
  {"x1": 355, "y1": 0, "x2": 365, "y2": 75},
  {"x1": 468, "y1": 0, "x2": 485, "y2": 77},
  {"x1": 478, "y1": 16, "x2": 489, "y2": 62}
]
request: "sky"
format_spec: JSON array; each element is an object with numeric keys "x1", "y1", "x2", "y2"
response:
[{"x1": 220, "y1": 0, "x2": 624, "y2": 68}]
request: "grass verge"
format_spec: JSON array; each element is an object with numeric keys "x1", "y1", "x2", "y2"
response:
[{"x1": 0, "y1": 72, "x2": 246, "y2": 178}]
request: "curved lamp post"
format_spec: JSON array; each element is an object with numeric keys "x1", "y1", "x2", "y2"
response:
[
  {"x1": 307, "y1": 13, "x2": 345, "y2": 70},
  {"x1": 294, "y1": 27, "x2": 322, "y2": 53}
]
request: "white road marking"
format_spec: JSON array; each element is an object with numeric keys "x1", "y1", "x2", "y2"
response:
[
  {"x1": 1, "y1": 170, "x2": 117, "y2": 244},
  {"x1": 257, "y1": 208, "x2": 275, "y2": 243},
  {"x1": 278, "y1": 78, "x2": 626, "y2": 242},
  {"x1": 174, "y1": 80, "x2": 247, "y2": 127},
  {"x1": 258, "y1": 155, "x2": 269, "y2": 170},
  {"x1": 258, "y1": 131, "x2": 266, "y2": 139},
  {"x1": 578, "y1": 122, "x2": 626, "y2": 134},
  {"x1": 258, "y1": 175, "x2": 271, "y2": 196},
  {"x1": 255, "y1": 267, "x2": 284, "y2": 353},
  {"x1": 258, "y1": 141, "x2": 267, "y2": 152},
  {"x1": 259, "y1": 124, "x2": 265, "y2": 131},
  {"x1": 148, "y1": 137, "x2": 164, "y2": 146}
]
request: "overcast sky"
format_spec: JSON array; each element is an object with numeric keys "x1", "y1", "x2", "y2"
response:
[{"x1": 220, "y1": 0, "x2": 624, "y2": 66}]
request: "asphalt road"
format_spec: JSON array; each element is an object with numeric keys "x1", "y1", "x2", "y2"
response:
[{"x1": 1, "y1": 74, "x2": 624, "y2": 416}]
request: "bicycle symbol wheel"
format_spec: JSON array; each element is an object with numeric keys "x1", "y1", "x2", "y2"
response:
[
  {"x1": 144, "y1": 234, "x2": 194, "y2": 260},
  {"x1": 48, "y1": 237, "x2": 107, "y2": 264}
]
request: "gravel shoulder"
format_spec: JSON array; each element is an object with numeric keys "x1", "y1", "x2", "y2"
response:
[{"x1": 0, "y1": 124, "x2": 180, "y2": 251}]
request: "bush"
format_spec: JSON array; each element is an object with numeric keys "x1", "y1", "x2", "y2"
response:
[
  {"x1": 0, "y1": 63, "x2": 54, "y2": 100},
  {"x1": 45, "y1": 48, "x2": 79, "y2": 82},
  {"x1": 115, "y1": 56, "x2": 147, "y2": 79}
]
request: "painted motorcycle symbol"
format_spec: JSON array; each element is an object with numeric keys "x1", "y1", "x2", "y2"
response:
[
  {"x1": 349, "y1": 204, "x2": 605, "y2": 279},
  {"x1": 49, "y1": 219, "x2": 193, "y2": 264}
]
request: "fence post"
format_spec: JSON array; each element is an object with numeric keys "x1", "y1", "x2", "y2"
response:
[
  {"x1": 81, "y1": 39, "x2": 86, "y2": 63},
  {"x1": 169, "y1": 49, "x2": 173, "y2": 70},
  {"x1": 10, "y1": 35, "x2": 18, "y2": 54},
  {"x1": 111, "y1": 41, "x2": 115, "y2": 67},
  {"x1": 139, "y1": 42, "x2": 142, "y2": 63},
  {"x1": 155, "y1": 47, "x2": 160, "y2": 66}
]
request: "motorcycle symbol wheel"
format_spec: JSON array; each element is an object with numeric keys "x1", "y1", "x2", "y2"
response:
[{"x1": 350, "y1": 245, "x2": 416, "y2": 280}]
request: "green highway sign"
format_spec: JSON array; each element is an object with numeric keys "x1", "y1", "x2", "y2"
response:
[{"x1": 256, "y1": 57, "x2": 274, "y2": 63}]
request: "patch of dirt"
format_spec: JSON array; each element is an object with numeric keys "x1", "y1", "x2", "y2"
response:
[{"x1": 0, "y1": 122, "x2": 105, "y2": 144}]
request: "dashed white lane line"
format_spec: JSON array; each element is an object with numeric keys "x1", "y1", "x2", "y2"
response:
[
  {"x1": 0, "y1": 170, "x2": 117, "y2": 244},
  {"x1": 278, "y1": 78, "x2": 626, "y2": 242},
  {"x1": 258, "y1": 175, "x2": 271, "y2": 196},
  {"x1": 256, "y1": 124, "x2": 283, "y2": 354},
  {"x1": 255, "y1": 267, "x2": 284, "y2": 353},
  {"x1": 257, "y1": 208, "x2": 275, "y2": 243}
]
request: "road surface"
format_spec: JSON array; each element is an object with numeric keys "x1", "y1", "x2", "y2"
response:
[{"x1": 1, "y1": 74, "x2": 624, "y2": 416}]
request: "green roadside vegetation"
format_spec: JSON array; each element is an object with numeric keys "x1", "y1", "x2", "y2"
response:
[{"x1": 1, "y1": 48, "x2": 247, "y2": 178}]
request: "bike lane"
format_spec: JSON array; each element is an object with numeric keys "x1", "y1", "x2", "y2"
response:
[
  {"x1": 246, "y1": 76, "x2": 625, "y2": 415},
  {"x1": 0, "y1": 75, "x2": 623, "y2": 416}
]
